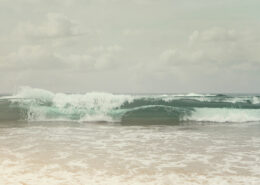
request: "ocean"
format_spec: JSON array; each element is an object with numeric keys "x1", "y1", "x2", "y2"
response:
[{"x1": 0, "y1": 87, "x2": 260, "y2": 184}]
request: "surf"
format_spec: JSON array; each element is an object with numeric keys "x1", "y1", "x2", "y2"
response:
[{"x1": 0, "y1": 86, "x2": 260, "y2": 124}]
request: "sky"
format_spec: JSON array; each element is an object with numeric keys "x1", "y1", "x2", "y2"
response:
[{"x1": 0, "y1": 0, "x2": 260, "y2": 93}]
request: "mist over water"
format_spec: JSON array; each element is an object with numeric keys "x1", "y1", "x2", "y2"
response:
[{"x1": 1, "y1": 87, "x2": 260, "y2": 184}]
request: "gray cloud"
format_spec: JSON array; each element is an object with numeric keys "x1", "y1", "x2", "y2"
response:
[
  {"x1": 0, "y1": 0, "x2": 260, "y2": 93},
  {"x1": 60, "y1": 45, "x2": 124, "y2": 71},
  {"x1": 0, "y1": 45, "x2": 65, "y2": 70},
  {"x1": 159, "y1": 28, "x2": 260, "y2": 70},
  {"x1": 13, "y1": 13, "x2": 81, "y2": 40}
]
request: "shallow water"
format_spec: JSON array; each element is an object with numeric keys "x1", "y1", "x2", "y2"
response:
[{"x1": 1, "y1": 121, "x2": 260, "y2": 185}]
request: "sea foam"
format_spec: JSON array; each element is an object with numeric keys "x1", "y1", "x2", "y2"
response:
[{"x1": 0, "y1": 86, "x2": 259, "y2": 123}]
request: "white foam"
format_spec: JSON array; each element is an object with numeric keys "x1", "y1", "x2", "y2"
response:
[
  {"x1": 1, "y1": 124, "x2": 260, "y2": 185},
  {"x1": 12, "y1": 86, "x2": 134, "y2": 122},
  {"x1": 186, "y1": 93, "x2": 213, "y2": 97},
  {"x1": 252, "y1": 96, "x2": 260, "y2": 104},
  {"x1": 186, "y1": 108, "x2": 260, "y2": 123},
  {"x1": 8, "y1": 87, "x2": 260, "y2": 123},
  {"x1": 14, "y1": 86, "x2": 54, "y2": 102},
  {"x1": 80, "y1": 114, "x2": 117, "y2": 122}
]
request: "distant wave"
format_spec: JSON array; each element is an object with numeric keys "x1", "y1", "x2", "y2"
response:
[{"x1": 0, "y1": 86, "x2": 260, "y2": 124}]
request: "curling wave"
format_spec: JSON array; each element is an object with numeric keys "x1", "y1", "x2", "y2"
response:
[{"x1": 0, "y1": 87, "x2": 260, "y2": 124}]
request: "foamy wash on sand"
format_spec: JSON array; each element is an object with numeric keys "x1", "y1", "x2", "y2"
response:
[{"x1": 0, "y1": 87, "x2": 260, "y2": 184}]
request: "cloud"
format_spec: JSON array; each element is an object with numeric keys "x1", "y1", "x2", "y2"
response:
[
  {"x1": 0, "y1": 11, "x2": 124, "y2": 72},
  {"x1": 61, "y1": 45, "x2": 124, "y2": 71},
  {"x1": 1, "y1": 0, "x2": 260, "y2": 93},
  {"x1": 127, "y1": 27, "x2": 260, "y2": 92},
  {"x1": 159, "y1": 27, "x2": 260, "y2": 72},
  {"x1": 189, "y1": 27, "x2": 238, "y2": 43},
  {"x1": 14, "y1": 13, "x2": 81, "y2": 40},
  {"x1": 0, "y1": 45, "x2": 65, "y2": 70},
  {"x1": 123, "y1": 29, "x2": 144, "y2": 36},
  {"x1": 0, "y1": 43, "x2": 123, "y2": 72}
]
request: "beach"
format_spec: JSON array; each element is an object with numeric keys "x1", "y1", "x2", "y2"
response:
[
  {"x1": 1, "y1": 121, "x2": 260, "y2": 185},
  {"x1": 1, "y1": 0, "x2": 260, "y2": 184},
  {"x1": 0, "y1": 87, "x2": 260, "y2": 184}
]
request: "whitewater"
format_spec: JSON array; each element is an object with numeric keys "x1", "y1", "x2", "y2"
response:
[
  {"x1": 1, "y1": 87, "x2": 260, "y2": 185},
  {"x1": 1, "y1": 86, "x2": 260, "y2": 123}
]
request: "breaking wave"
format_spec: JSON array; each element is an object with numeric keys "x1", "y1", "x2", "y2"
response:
[{"x1": 1, "y1": 87, "x2": 260, "y2": 124}]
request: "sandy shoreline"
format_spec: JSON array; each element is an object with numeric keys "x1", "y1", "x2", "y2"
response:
[{"x1": 1, "y1": 121, "x2": 260, "y2": 184}]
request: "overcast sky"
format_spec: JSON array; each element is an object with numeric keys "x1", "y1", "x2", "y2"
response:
[{"x1": 0, "y1": 0, "x2": 260, "y2": 93}]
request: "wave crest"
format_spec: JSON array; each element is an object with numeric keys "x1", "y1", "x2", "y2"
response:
[{"x1": 0, "y1": 86, "x2": 260, "y2": 124}]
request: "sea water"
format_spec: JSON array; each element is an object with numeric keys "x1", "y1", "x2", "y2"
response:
[{"x1": 0, "y1": 87, "x2": 260, "y2": 184}]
